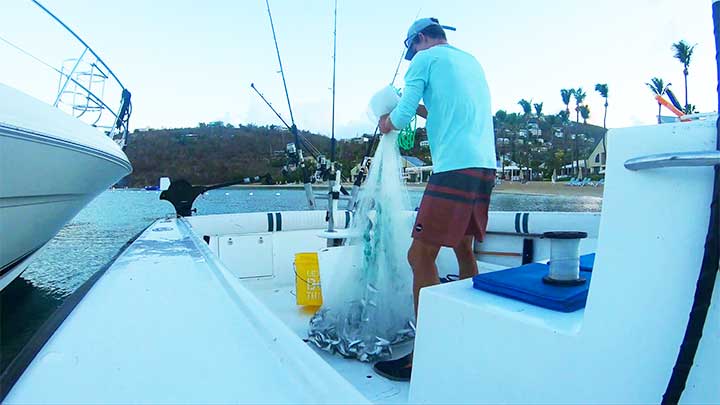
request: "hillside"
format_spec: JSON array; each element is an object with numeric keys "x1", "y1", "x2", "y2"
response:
[
  {"x1": 123, "y1": 124, "x2": 431, "y2": 187},
  {"x1": 122, "y1": 117, "x2": 604, "y2": 187}
]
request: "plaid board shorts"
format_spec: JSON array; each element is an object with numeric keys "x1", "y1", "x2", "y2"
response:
[{"x1": 412, "y1": 168, "x2": 496, "y2": 247}]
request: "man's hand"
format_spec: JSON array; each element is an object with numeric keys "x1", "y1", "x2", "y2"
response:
[{"x1": 378, "y1": 114, "x2": 396, "y2": 134}]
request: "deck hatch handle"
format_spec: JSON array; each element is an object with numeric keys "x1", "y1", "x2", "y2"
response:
[{"x1": 624, "y1": 150, "x2": 720, "y2": 170}]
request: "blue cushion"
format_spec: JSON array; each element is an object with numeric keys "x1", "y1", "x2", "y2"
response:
[
  {"x1": 579, "y1": 253, "x2": 595, "y2": 272},
  {"x1": 472, "y1": 263, "x2": 592, "y2": 312}
]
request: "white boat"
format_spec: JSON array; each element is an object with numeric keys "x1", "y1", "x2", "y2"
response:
[
  {"x1": 0, "y1": 2, "x2": 132, "y2": 290},
  {"x1": 1, "y1": 1, "x2": 717, "y2": 403},
  {"x1": 0, "y1": 84, "x2": 131, "y2": 290}
]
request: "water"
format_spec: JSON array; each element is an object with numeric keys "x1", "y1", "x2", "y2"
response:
[{"x1": 0, "y1": 187, "x2": 601, "y2": 371}]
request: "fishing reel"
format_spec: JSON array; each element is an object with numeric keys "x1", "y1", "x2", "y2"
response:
[
  {"x1": 360, "y1": 156, "x2": 373, "y2": 176},
  {"x1": 286, "y1": 142, "x2": 297, "y2": 158}
]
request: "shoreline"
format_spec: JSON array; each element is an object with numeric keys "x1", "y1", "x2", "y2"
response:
[{"x1": 222, "y1": 181, "x2": 604, "y2": 198}]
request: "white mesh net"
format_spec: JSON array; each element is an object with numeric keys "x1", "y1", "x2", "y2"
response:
[{"x1": 308, "y1": 131, "x2": 415, "y2": 361}]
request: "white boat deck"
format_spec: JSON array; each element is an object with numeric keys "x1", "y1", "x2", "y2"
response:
[
  {"x1": 241, "y1": 277, "x2": 412, "y2": 404},
  {"x1": 4, "y1": 218, "x2": 368, "y2": 404}
]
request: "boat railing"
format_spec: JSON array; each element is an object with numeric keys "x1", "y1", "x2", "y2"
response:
[
  {"x1": 680, "y1": 112, "x2": 718, "y2": 122},
  {"x1": 1, "y1": 1, "x2": 132, "y2": 148}
]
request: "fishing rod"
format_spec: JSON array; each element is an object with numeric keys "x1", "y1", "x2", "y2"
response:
[
  {"x1": 349, "y1": 9, "x2": 424, "y2": 203},
  {"x1": 255, "y1": 0, "x2": 354, "y2": 208},
  {"x1": 330, "y1": 0, "x2": 338, "y2": 166},
  {"x1": 251, "y1": 82, "x2": 350, "y2": 192},
  {"x1": 347, "y1": 46, "x2": 410, "y2": 210},
  {"x1": 250, "y1": 83, "x2": 291, "y2": 129},
  {"x1": 355, "y1": 47, "x2": 406, "y2": 177},
  {"x1": 260, "y1": 0, "x2": 316, "y2": 208},
  {"x1": 325, "y1": 0, "x2": 343, "y2": 241}
]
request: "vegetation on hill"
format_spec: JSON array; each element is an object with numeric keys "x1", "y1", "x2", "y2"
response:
[
  {"x1": 493, "y1": 105, "x2": 606, "y2": 177},
  {"x1": 123, "y1": 114, "x2": 603, "y2": 187},
  {"x1": 123, "y1": 123, "x2": 430, "y2": 187}
]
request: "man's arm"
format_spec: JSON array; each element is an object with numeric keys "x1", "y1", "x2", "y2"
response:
[
  {"x1": 379, "y1": 54, "x2": 430, "y2": 133},
  {"x1": 378, "y1": 104, "x2": 427, "y2": 134},
  {"x1": 380, "y1": 104, "x2": 426, "y2": 133}
]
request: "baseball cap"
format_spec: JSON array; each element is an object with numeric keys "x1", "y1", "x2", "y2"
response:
[{"x1": 404, "y1": 17, "x2": 456, "y2": 61}]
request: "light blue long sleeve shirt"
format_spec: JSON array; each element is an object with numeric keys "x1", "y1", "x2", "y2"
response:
[{"x1": 389, "y1": 44, "x2": 496, "y2": 173}]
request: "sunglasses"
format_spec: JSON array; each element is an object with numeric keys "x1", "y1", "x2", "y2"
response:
[{"x1": 404, "y1": 33, "x2": 421, "y2": 49}]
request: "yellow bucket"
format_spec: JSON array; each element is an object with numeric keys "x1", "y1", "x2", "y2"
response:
[{"x1": 294, "y1": 252, "x2": 323, "y2": 306}]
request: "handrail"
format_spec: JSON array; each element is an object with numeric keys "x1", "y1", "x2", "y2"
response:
[
  {"x1": 31, "y1": 0, "x2": 125, "y2": 90},
  {"x1": 680, "y1": 112, "x2": 718, "y2": 121},
  {"x1": 624, "y1": 151, "x2": 720, "y2": 170},
  {"x1": 2, "y1": 0, "x2": 133, "y2": 146},
  {"x1": 0, "y1": 34, "x2": 121, "y2": 122},
  {"x1": 53, "y1": 48, "x2": 88, "y2": 107}
]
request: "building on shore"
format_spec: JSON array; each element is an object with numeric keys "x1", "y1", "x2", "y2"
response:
[
  {"x1": 559, "y1": 160, "x2": 588, "y2": 178},
  {"x1": 500, "y1": 162, "x2": 536, "y2": 182},
  {"x1": 587, "y1": 139, "x2": 607, "y2": 174}
]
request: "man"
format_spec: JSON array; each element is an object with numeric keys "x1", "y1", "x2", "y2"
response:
[{"x1": 373, "y1": 18, "x2": 497, "y2": 381}]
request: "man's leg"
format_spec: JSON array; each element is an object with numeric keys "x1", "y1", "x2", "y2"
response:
[
  {"x1": 454, "y1": 235, "x2": 479, "y2": 280},
  {"x1": 407, "y1": 238, "x2": 441, "y2": 316}
]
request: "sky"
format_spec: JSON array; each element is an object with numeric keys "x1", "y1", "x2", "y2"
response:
[{"x1": 1, "y1": 0, "x2": 717, "y2": 139}]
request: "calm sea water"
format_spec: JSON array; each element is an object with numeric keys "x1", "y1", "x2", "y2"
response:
[{"x1": 0, "y1": 187, "x2": 601, "y2": 371}]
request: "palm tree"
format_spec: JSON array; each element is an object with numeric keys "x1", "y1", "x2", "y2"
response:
[
  {"x1": 573, "y1": 87, "x2": 587, "y2": 123},
  {"x1": 683, "y1": 104, "x2": 697, "y2": 114},
  {"x1": 556, "y1": 110, "x2": 571, "y2": 174},
  {"x1": 518, "y1": 99, "x2": 532, "y2": 117},
  {"x1": 579, "y1": 105, "x2": 591, "y2": 124},
  {"x1": 672, "y1": 40, "x2": 696, "y2": 110},
  {"x1": 494, "y1": 110, "x2": 508, "y2": 171},
  {"x1": 594, "y1": 84, "x2": 609, "y2": 129},
  {"x1": 506, "y1": 112, "x2": 523, "y2": 165},
  {"x1": 494, "y1": 109, "x2": 508, "y2": 129},
  {"x1": 646, "y1": 77, "x2": 671, "y2": 124},
  {"x1": 594, "y1": 83, "x2": 609, "y2": 164},
  {"x1": 560, "y1": 89, "x2": 574, "y2": 117},
  {"x1": 542, "y1": 112, "x2": 559, "y2": 139},
  {"x1": 533, "y1": 102, "x2": 544, "y2": 118},
  {"x1": 557, "y1": 110, "x2": 570, "y2": 123}
]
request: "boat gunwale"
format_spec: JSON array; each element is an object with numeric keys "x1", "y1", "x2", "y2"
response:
[{"x1": 0, "y1": 223, "x2": 150, "y2": 402}]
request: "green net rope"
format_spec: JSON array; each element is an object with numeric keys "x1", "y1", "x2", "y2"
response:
[{"x1": 397, "y1": 116, "x2": 416, "y2": 150}]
